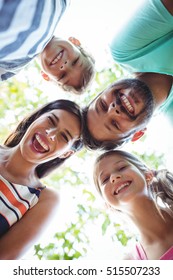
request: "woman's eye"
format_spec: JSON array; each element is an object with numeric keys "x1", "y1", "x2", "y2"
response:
[
  {"x1": 61, "y1": 132, "x2": 68, "y2": 143},
  {"x1": 48, "y1": 116, "x2": 56, "y2": 126}
]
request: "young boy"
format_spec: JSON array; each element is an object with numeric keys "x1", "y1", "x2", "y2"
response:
[{"x1": 0, "y1": 0, "x2": 95, "y2": 94}]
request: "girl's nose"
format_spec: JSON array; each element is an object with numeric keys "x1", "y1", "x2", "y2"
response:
[{"x1": 110, "y1": 173, "x2": 121, "y2": 184}]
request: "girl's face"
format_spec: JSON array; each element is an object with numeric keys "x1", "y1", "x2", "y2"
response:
[
  {"x1": 20, "y1": 109, "x2": 81, "y2": 164},
  {"x1": 95, "y1": 154, "x2": 148, "y2": 211}
]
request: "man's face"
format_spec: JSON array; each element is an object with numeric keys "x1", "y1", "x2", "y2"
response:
[{"x1": 87, "y1": 84, "x2": 153, "y2": 141}]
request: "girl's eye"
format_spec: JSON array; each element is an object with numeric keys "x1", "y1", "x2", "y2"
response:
[
  {"x1": 118, "y1": 165, "x2": 127, "y2": 171},
  {"x1": 102, "y1": 176, "x2": 109, "y2": 185},
  {"x1": 59, "y1": 74, "x2": 66, "y2": 81},
  {"x1": 48, "y1": 116, "x2": 56, "y2": 126}
]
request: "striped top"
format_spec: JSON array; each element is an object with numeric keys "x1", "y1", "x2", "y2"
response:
[
  {"x1": 0, "y1": 0, "x2": 70, "y2": 81},
  {"x1": 0, "y1": 174, "x2": 43, "y2": 236}
]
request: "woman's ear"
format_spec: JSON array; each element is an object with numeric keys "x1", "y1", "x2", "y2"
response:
[
  {"x1": 131, "y1": 128, "x2": 147, "y2": 142},
  {"x1": 59, "y1": 150, "x2": 75, "y2": 159},
  {"x1": 40, "y1": 70, "x2": 50, "y2": 81},
  {"x1": 145, "y1": 170, "x2": 154, "y2": 184},
  {"x1": 68, "y1": 37, "x2": 81, "y2": 47}
]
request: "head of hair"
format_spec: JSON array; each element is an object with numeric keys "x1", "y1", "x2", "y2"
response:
[
  {"x1": 60, "y1": 45, "x2": 95, "y2": 95},
  {"x1": 82, "y1": 78, "x2": 154, "y2": 150},
  {"x1": 94, "y1": 150, "x2": 173, "y2": 217},
  {"x1": 4, "y1": 99, "x2": 83, "y2": 178}
]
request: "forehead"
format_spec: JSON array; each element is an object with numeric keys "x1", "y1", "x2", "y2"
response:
[{"x1": 96, "y1": 154, "x2": 125, "y2": 172}]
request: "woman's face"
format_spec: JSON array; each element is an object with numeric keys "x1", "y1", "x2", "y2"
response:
[
  {"x1": 20, "y1": 109, "x2": 81, "y2": 164},
  {"x1": 95, "y1": 154, "x2": 148, "y2": 210}
]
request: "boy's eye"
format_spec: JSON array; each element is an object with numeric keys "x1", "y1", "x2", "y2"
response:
[
  {"x1": 118, "y1": 165, "x2": 127, "y2": 171},
  {"x1": 59, "y1": 74, "x2": 66, "y2": 81},
  {"x1": 72, "y1": 57, "x2": 79, "y2": 66},
  {"x1": 100, "y1": 99, "x2": 107, "y2": 112}
]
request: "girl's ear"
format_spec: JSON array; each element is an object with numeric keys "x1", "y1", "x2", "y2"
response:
[
  {"x1": 68, "y1": 37, "x2": 81, "y2": 47},
  {"x1": 59, "y1": 150, "x2": 75, "y2": 159},
  {"x1": 40, "y1": 70, "x2": 50, "y2": 81}
]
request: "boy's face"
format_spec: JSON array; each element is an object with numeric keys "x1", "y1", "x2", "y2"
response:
[
  {"x1": 87, "y1": 84, "x2": 153, "y2": 141},
  {"x1": 39, "y1": 37, "x2": 87, "y2": 90}
]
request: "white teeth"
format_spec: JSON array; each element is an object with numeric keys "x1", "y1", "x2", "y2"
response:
[
  {"x1": 35, "y1": 134, "x2": 49, "y2": 151},
  {"x1": 114, "y1": 182, "x2": 130, "y2": 195},
  {"x1": 121, "y1": 95, "x2": 134, "y2": 113},
  {"x1": 51, "y1": 51, "x2": 63, "y2": 65}
]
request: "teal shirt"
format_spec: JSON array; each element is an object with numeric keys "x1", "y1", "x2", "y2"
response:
[{"x1": 110, "y1": 0, "x2": 173, "y2": 124}]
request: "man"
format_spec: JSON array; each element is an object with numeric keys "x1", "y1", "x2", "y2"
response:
[{"x1": 82, "y1": 0, "x2": 173, "y2": 150}]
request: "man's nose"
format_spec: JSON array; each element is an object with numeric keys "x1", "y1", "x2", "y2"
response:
[{"x1": 108, "y1": 102, "x2": 121, "y2": 115}]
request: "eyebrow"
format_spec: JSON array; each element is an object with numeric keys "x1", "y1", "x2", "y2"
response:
[
  {"x1": 99, "y1": 160, "x2": 126, "y2": 178},
  {"x1": 52, "y1": 113, "x2": 73, "y2": 140}
]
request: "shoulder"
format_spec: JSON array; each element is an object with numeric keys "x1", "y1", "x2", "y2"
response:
[{"x1": 39, "y1": 187, "x2": 59, "y2": 208}]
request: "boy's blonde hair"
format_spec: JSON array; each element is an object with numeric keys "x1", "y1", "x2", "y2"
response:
[{"x1": 60, "y1": 45, "x2": 95, "y2": 95}]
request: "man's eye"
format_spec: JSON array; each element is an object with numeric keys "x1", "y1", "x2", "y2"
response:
[
  {"x1": 100, "y1": 100, "x2": 107, "y2": 112},
  {"x1": 48, "y1": 116, "x2": 56, "y2": 126},
  {"x1": 111, "y1": 119, "x2": 120, "y2": 130}
]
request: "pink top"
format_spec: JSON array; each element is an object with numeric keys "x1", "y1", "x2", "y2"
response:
[{"x1": 131, "y1": 242, "x2": 173, "y2": 260}]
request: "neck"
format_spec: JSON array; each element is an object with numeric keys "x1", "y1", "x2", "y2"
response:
[
  {"x1": 124, "y1": 196, "x2": 173, "y2": 242},
  {"x1": 0, "y1": 146, "x2": 40, "y2": 187},
  {"x1": 135, "y1": 72, "x2": 173, "y2": 109}
]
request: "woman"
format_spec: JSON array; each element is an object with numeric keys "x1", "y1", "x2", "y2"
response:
[
  {"x1": 93, "y1": 150, "x2": 173, "y2": 260},
  {"x1": 0, "y1": 99, "x2": 83, "y2": 259}
]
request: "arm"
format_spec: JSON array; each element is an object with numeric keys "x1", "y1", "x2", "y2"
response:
[
  {"x1": 162, "y1": 0, "x2": 173, "y2": 15},
  {"x1": 0, "y1": 188, "x2": 59, "y2": 260},
  {"x1": 110, "y1": 0, "x2": 173, "y2": 63}
]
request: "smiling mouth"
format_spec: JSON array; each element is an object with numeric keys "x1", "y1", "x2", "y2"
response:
[
  {"x1": 50, "y1": 50, "x2": 64, "y2": 65},
  {"x1": 120, "y1": 94, "x2": 134, "y2": 116},
  {"x1": 113, "y1": 181, "x2": 131, "y2": 195},
  {"x1": 32, "y1": 134, "x2": 49, "y2": 153}
]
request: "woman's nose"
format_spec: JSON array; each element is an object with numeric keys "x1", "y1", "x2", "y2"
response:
[{"x1": 45, "y1": 128, "x2": 57, "y2": 141}]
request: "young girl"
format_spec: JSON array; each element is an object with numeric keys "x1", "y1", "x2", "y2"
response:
[
  {"x1": 93, "y1": 149, "x2": 173, "y2": 260},
  {"x1": 0, "y1": 99, "x2": 83, "y2": 259}
]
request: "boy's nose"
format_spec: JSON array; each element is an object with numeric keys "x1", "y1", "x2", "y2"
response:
[
  {"x1": 60, "y1": 60, "x2": 68, "y2": 70},
  {"x1": 109, "y1": 102, "x2": 121, "y2": 115}
]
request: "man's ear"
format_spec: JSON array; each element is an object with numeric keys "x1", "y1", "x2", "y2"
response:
[
  {"x1": 131, "y1": 128, "x2": 147, "y2": 142},
  {"x1": 68, "y1": 37, "x2": 81, "y2": 47},
  {"x1": 59, "y1": 150, "x2": 75, "y2": 159},
  {"x1": 40, "y1": 70, "x2": 50, "y2": 81}
]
